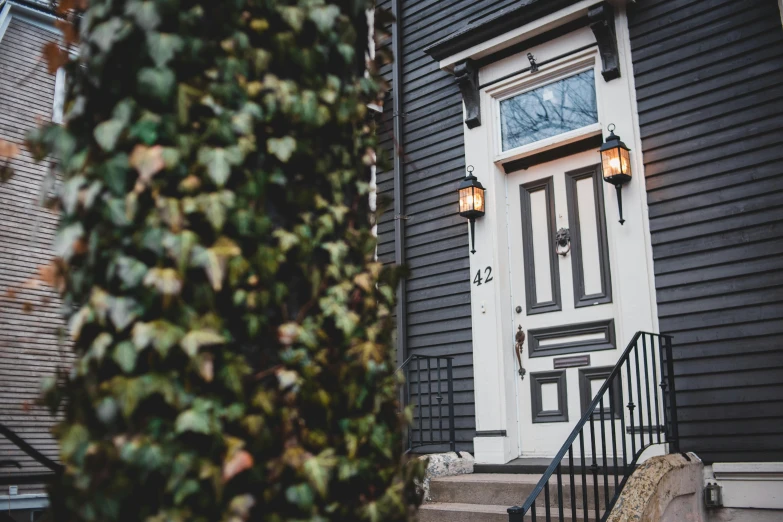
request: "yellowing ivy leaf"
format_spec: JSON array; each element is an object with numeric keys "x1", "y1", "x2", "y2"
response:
[
  {"x1": 130, "y1": 145, "x2": 165, "y2": 185},
  {"x1": 222, "y1": 450, "x2": 253, "y2": 483},
  {"x1": 180, "y1": 329, "x2": 225, "y2": 357},
  {"x1": 225, "y1": 494, "x2": 256, "y2": 521},
  {"x1": 267, "y1": 136, "x2": 296, "y2": 163},
  {"x1": 0, "y1": 139, "x2": 19, "y2": 159},
  {"x1": 143, "y1": 267, "x2": 182, "y2": 296},
  {"x1": 194, "y1": 237, "x2": 241, "y2": 291},
  {"x1": 42, "y1": 42, "x2": 68, "y2": 74}
]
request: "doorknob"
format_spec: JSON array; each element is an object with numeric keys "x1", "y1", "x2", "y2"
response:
[{"x1": 515, "y1": 325, "x2": 526, "y2": 381}]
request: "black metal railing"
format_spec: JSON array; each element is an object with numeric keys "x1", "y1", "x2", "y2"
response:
[
  {"x1": 0, "y1": 421, "x2": 63, "y2": 486},
  {"x1": 399, "y1": 354, "x2": 457, "y2": 453},
  {"x1": 508, "y1": 332, "x2": 679, "y2": 522}
]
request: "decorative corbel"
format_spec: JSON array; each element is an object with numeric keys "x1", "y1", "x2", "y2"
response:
[
  {"x1": 454, "y1": 59, "x2": 481, "y2": 129},
  {"x1": 588, "y1": 2, "x2": 621, "y2": 81}
]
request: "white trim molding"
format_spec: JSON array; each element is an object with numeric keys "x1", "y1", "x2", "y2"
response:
[
  {"x1": 709, "y1": 462, "x2": 783, "y2": 510},
  {"x1": 455, "y1": 3, "x2": 659, "y2": 464},
  {"x1": 437, "y1": 0, "x2": 597, "y2": 71},
  {"x1": 0, "y1": 493, "x2": 49, "y2": 511},
  {"x1": 0, "y1": 0, "x2": 59, "y2": 39},
  {"x1": 0, "y1": 0, "x2": 68, "y2": 124},
  {"x1": 0, "y1": 2, "x2": 12, "y2": 44}
]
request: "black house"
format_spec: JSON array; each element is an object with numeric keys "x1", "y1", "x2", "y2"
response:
[{"x1": 377, "y1": 0, "x2": 783, "y2": 515}]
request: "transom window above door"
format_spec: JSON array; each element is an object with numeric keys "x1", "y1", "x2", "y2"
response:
[{"x1": 499, "y1": 69, "x2": 598, "y2": 152}]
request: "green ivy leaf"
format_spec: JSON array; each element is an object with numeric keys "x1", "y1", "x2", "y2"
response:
[
  {"x1": 113, "y1": 341, "x2": 137, "y2": 373},
  {"x1": 175, "y1": 409, "x2": 211, "y2": 435},
  {"x1": 94, "y1": 119, "x2": 125, "y2": 152},
  {"x1": 303, "y1": 450, "x2": 337, "y2": 498},
  {"x1": 91, "y1": 18, "x2": 125, "y2": 52},
  {"x1": 54, "y1": 223, "x2": 84, "y2": 259},
  {"x1": 147, "y1": 32, "x2": 184, "y2": 68},
  {"x1": 112, "y1": 256, "x2": 148, "y2": 290},
  {"x1": 100, "y1": 153, "x2": 130, "y2": 196},
  {"x1": 138, "y1": 68, "x2": 176, "y2": 103},
  {"x1": 197, "y1": 147, "x2": 243, "y2": 187},
  {"x1": 125, "y1": 1, "x2": 161, "y2": 31},
  {"x1": 173, "y1": 479, "x2": 200, "y2": 505},
  {"x1": 60, "y1": 424, "x2": 89, "y2": 463},
  {"x1": 309, "y1": 6, "x2": 340, "y2": 33},
  {"x1": 267, "y1": 136, "x2": 296, "y2": 163},
  {"x1": 285, "y1": 483, "x2": 314, "y2": 510},
  {"x1": 109, "y1": 297, "x2": 139, "y2": 331},
  {"x1": 132, "y1": 321, "x2": 185, "y2": 356}
]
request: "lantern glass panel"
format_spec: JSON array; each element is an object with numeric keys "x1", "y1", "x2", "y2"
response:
[
  {"x1": 459, "y1": 186, "x2": 484, "y2": 214},
  {"x1": 601, "y1": 146, "x2": 631, "y2": 180},
  {"x1": 473, "y1": 187, "x2": 485, "y2": 213},
  {"x1": 620, "y1": 147, "x2": 631, "y2": 176}
]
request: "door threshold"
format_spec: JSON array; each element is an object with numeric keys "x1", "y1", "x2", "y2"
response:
[{"x1": 474, "y1": 457, "x2": 630, "y2": 475}]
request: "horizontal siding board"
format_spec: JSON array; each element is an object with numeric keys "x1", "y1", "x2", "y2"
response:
[
  {"x1": 650, "y1": 202, "x2": 783, "y2": 244},
  {"x1": 0, "y1": 18, "x2": 66, "y2": 476},
  {"x1": 647, "y1": 158, "x2": 783, "y2": 205},
  {"x1": 657, "y1": 271, "x2": 783, "y2": 304},
  {"x1": 376, "y1": 0, "x2": 519, "y2": 454},
  {"x1": 631, "y1": 0, "x2": 783, "y2": 463}
]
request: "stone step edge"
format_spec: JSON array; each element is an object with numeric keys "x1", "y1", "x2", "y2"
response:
[
  {"x1": 420, "y1": 502, "x2": 509, "y2": 515},
  {"x1": 420, "y1": 502, "x2": 586, "y2": 520}
]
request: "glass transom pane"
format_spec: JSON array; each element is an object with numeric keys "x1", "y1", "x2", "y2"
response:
[{"x1": 500, "y1": 69, "x2": 598, "y2": 151}]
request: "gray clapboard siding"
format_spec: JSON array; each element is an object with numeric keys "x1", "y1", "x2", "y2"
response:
[
  {"x1": 0, "y1": 17, "x2": 68, "y2": 492},
  {"x1": 378, "y1": 0, "x2": 526, "y2": 452},
  {"x1": 628, "y1": 0, "x2": 783, "y2": 463}
]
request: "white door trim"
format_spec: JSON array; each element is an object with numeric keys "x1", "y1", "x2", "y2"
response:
[{"x1": 462, "y1": 5, "x2": 660, "y2": 465}]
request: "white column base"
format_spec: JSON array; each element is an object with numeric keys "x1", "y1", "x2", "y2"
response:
[{"x1": 474, "y1": 436, "x2": 517, "y2": 464}]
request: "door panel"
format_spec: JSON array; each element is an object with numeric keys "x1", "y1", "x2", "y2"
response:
[
  {"x1": 508, "y1": 149, "x2": 620, "y2": 457},
  {"x1": 519, "y1": 177, "x2": 561, "y2": 314}
]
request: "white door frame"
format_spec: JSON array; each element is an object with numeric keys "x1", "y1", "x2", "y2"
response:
[{"x1": 451, "y1": 6, "x2": 660, "y2": 465}]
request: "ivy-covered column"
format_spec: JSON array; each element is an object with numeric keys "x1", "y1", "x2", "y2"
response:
[{"x1": 30, "y1": 0, "x2": 422, "y2": 520}]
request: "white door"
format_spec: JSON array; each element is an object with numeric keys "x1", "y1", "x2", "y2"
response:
[{"x1": 507, "y1": 149, "x2": 620, "y2": 457}]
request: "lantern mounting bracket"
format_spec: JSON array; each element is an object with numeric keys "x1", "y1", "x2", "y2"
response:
[
  {"x1": 588, "y1": 2, "x2": 621, "y2": 82},
  {"x1": 454, "y1": 59, "x2": 481, "y2": 129}
]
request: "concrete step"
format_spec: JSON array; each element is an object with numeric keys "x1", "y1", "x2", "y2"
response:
[
  {"x1": 429, "y1": 473, "x2": 610, "y2": 510},
  {"x1": 418, "y1": 502, "x2": 586, "y2": 522},
  {"x1": 418, "y1": 503, "x2": 509, "y2": 522}
]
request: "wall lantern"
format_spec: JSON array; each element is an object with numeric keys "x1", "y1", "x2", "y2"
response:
[
  {"x1": 599, "y1": 124, "x2": 632, "y2": 225},
  {"x1": 458, "y1": 165, "x2": 486, "y2": 254}
]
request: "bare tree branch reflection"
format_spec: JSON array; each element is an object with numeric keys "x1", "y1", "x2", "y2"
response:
[{"x1": 500, "y1": 70, "x2": 598, "y2": 151}]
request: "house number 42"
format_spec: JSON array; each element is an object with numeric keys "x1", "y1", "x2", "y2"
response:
[{"x1": 473, "y1": 267, "x2": 493, "y2": 286}]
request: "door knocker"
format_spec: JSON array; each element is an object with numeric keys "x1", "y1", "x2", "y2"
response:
[
  {"x1": 514, "y1": 325, "x2": 526, "y2": 381},
  {"x1": 555, "y1": 228, "x2": 571, "y2": 257}
]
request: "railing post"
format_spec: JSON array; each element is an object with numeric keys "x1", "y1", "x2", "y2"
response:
[
  {"x1": 507, "y1": 505, "x2": 524, "y2": 522},
  {"x1": 447, "y1": 358, "x2": 456, "y2": 453},
  {"x1": 665, "y1": 336, "x2": 680, "y2": 453}
]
